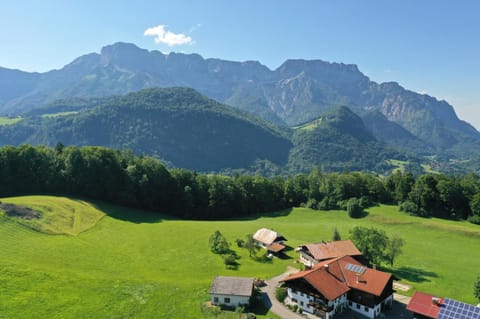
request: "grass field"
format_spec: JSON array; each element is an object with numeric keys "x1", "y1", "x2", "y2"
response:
[
  {"x1": 41, "y1": 111, "x2": 79, "y2": 118},
  {"x1": 0, "y1": 116, "x2": 22, "y2": 125},
  {"x1": 0, "y1": 196, "x2": 479, "y2": 318}
]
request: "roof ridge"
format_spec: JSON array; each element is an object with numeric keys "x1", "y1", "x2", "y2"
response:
[{"x1": 338, "y1": 259, "x2": 349, "y2": 285}]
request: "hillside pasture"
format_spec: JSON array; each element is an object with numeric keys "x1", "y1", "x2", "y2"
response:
[
  {"x1": 0, "y1": 196, "x2": 479, "y2": 318},
  {"x1": 0, "y1": 116, "x2": 22, "y2": 125}
]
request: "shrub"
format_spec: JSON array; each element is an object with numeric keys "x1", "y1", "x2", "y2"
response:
[
  {"x1": 235, "y1": 238, "x2": 245, "y2": 247},
  {"x1": 347, "y1": 197, "x2": 363, "y2": 218},
  {"x1": 275, "y1": 287, "x2": 287, "y2": 303},
  {"x1": 209, "y1": 230, "x2": 230, "y2": 254},
  {"x1": 468, "y1": 215, "x2": 480, "y2": 225}
]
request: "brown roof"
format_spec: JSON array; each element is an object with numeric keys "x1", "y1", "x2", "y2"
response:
[
  {"x1": 283, "y1": 263, "x2": 350, "y2": 300},
  {"x1": 267, "y1": 242, "x2": 286, "y2": 253},
  {"x1": 406, "y1": 291, "x2": 442, "y2": 318},
  {"x1": 303, "y1": 240, "x2": 362, "y2": 261},
  {"x1": 209, "y1": 276, "x2": 254, "y2": 297},
  {"x1": 332, "y1": 256, "x2": 392, "y2": 296},
  {"x1": 282, "y1": 256, "x2": 392, "y2": 300},
  {"x1": 253, "y1": 228, "x2": 286, "y2": 245}
]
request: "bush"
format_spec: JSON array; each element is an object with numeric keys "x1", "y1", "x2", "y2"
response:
[
  {"x1": 275, "y1": 287, "x2": 287, "y2": 303},
  {"x1": 209, "y1": 230, "x2": 230, "y2": 254},
  {"x1": 347, "y1": 197, "x2": 363, "y2": 218},
  {"x1": 468, "y1": 215, "x2": 480, "y2": 225},
  {"x1": 235, "y1": 238, "x2": 245, "y2": 247}
]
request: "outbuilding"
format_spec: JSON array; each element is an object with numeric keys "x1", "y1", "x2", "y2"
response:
[{"x1": 209, "y1": 276, "x2": 254, "y2": 308}]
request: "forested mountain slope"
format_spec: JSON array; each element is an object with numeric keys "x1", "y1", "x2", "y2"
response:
[{"x1": 0, "y1": 42, "x2": 478, "y2": 158}]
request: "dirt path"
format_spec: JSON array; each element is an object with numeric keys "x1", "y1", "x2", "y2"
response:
[{"x1": 259, "y1": 266, "x2": 305, "y2": 319}]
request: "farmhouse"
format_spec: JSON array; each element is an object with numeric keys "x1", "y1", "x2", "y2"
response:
[
  {"x1": 297, "y1": 240, "x2": 363, "y2": 267},
  {"x1": 406, "y1": 291, "x2": 480, "y2": 319},
  {"x1": 281, "y1": 255, "x2": 394, "y2": 319},
  {"x1": 253, "y1": 228, "x2": 287, "y2": 254},
  {"x1": 209, "y1": 276, "x2": 254, "y2": 308}
]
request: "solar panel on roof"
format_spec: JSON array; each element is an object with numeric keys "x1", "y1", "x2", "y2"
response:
[
  {"x1": 438, "y1": 298, "x2": 480, "y2": 319},
  {"x1": 344, "y1": 263, "x2": 366, "y2": 274}
]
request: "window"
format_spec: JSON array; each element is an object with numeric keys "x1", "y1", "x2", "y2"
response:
[
  {"x1": 300, "y1": 301, "x2": 304, "y2": 306},
  {"x1": 364, "y1": 306, "x2": 369, "y2": 312},
  {"x1": 213, "y1": 297, "x2": 219, "y2": 303},
  {"x1": 224, "y1": 297, "x2": 230, "y2": 303},
  {"x1": 356, "y1": 304, "x2": 360, "y2": 309},
  {"x1": 348, "y1": 301, "x2": 352, "y2": 306}
]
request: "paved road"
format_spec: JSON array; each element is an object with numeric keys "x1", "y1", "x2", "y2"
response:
[{"x1": 260, "y1": 267, "x2": 305, "y2": 319}]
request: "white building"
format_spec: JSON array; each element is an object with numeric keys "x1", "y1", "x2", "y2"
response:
[
  {"x1": 252, "y1": 228, "x2": 287, "y2": 254},
  {"x1": 209, "y1": 276, "x2": 254, "y2": 308},
  {"x1": 282, "y1": 255, "x2": 394, "y2": 319}
]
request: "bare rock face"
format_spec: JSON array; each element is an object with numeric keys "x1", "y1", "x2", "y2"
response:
[{"x1": 0, "y1": 42, "x2": 478, "y2": 153}]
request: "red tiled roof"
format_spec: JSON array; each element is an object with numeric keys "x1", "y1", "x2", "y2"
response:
[
  {"x1": 334, "y1": 256, "x2": 392, "y2": 297},
  {"x1": 282, "y1": 260, "x2": 349, "y2": 300},
  {"x1": 267, "y1": 242, "x2": 286, "y2": 253},
  {"x1": 304, "y1": 240, "x2": 362, "y2": 261},
  {"x1": 282, "y1": 255, "x2": 392, "y2": 300},
  {"x1": 406, "y1": 291, "x2": 442, "y2": 319}
]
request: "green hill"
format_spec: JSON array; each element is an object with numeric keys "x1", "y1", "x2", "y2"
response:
[
  {"x1": 1, "y1": 195, "x2": 479, "y2": 318},
  {"x1": 288, "y1": 106, "x2": 404, "y2": 172},
  {"x1": 0, "y1": 88, "x2": 292, "y2": 171}
]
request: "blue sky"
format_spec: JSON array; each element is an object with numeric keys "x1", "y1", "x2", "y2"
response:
[{"x1": 1, "y1": 0, "x2": 479, "y2": 128}]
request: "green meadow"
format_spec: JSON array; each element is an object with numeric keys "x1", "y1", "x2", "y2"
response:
[
  {"x1": 41, "y1": 111, "x2": 79, "y2": 118},
  {"x1": 0, "y1": 196, "x2": 479, "y2": 319},
  {"x1": 0, "y1": 116, "x2": 22, "y2": 125}
]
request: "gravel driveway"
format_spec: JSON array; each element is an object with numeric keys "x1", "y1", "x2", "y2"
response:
[{"x1": 259, "y1": 267, "x2": 305, "y2": 319}]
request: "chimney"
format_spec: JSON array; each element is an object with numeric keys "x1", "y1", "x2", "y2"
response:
[
  {"x1": 324, "y1": 264, "x2": 329, "y2": 272},
  {"x1": 356, "y1": 273, "x2": 360, "y2": 284},
  {"x1": 432, "y1": 297, "x2": 440, "y2": 305}
]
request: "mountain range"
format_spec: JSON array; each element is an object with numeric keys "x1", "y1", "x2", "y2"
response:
[{"x1": 0, "y1": 42, "x2": 479, "y2": 173}]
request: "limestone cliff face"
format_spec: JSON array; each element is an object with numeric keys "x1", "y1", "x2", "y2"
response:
[{"x1": 0, "y1": 42, "x2": 478, "y2": 151}]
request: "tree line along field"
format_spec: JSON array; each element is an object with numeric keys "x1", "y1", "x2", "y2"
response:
[{"x1": 0, "y1": 196, "x2": 479, "y2": 319}]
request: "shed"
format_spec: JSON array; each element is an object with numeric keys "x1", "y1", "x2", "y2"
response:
[{"x1": 209, "y1": 276, "x2": 254, "y2": 308}]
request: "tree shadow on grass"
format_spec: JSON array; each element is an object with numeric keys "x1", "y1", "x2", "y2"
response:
[
  {"x1": 252, "y1": 254, "x2": 273, "y2": 264},
  {"x1": 90, "y1": 200, "x2": 172, "y2": 224},
  {"x1": 350, "y1": 210, "x2": 369, "y2": 219},
  {"x1": 386, "y1": 266, "x2": 438, "y2": 283},
  {"x1": 231, "y1": 208, "x2": 294, "y2": 221}
]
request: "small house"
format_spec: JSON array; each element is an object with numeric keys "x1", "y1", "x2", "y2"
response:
[
  {"x1": 297, "y1": 240, "x2": 363, "y2": 267},
  {"x1": 253, "y1": 228, "x2": 287, "y2": 253},
  {"x1": 209, "y1": 276, "x2": 254, "y2": 308}
]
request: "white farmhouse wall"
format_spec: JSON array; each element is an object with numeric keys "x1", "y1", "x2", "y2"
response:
[
  {"x1": 210, "y1": 294, "x2": 250, "y2": 307},
  {"x1": 286, "y1": 288, "x2": 347, "y2": 318},
  {"x1": 347, "y1": 294, "x2": 393, "y2": 319}
]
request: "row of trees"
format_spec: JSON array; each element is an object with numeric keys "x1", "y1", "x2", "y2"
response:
[{"x1": 1, "y1": 144, "x2": 480, "y2": 221}]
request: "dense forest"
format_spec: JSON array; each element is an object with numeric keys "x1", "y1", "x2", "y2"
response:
[{"x1": 1, "y1": 144, "x2": 480, "y2": 224}]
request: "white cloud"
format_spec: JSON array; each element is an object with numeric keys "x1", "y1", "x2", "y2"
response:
[{"x1": 144, "y1": 25, "x2": 192, "y2": 47}]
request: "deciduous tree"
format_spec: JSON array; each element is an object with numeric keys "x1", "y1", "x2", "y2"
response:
[{"x1": 208, "y1": 230, "x2": 230, "y2": 254}]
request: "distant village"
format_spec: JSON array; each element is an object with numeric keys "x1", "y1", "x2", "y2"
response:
[{"x1": 208, "y1": 228, "x2": 480, "y2": 319}]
